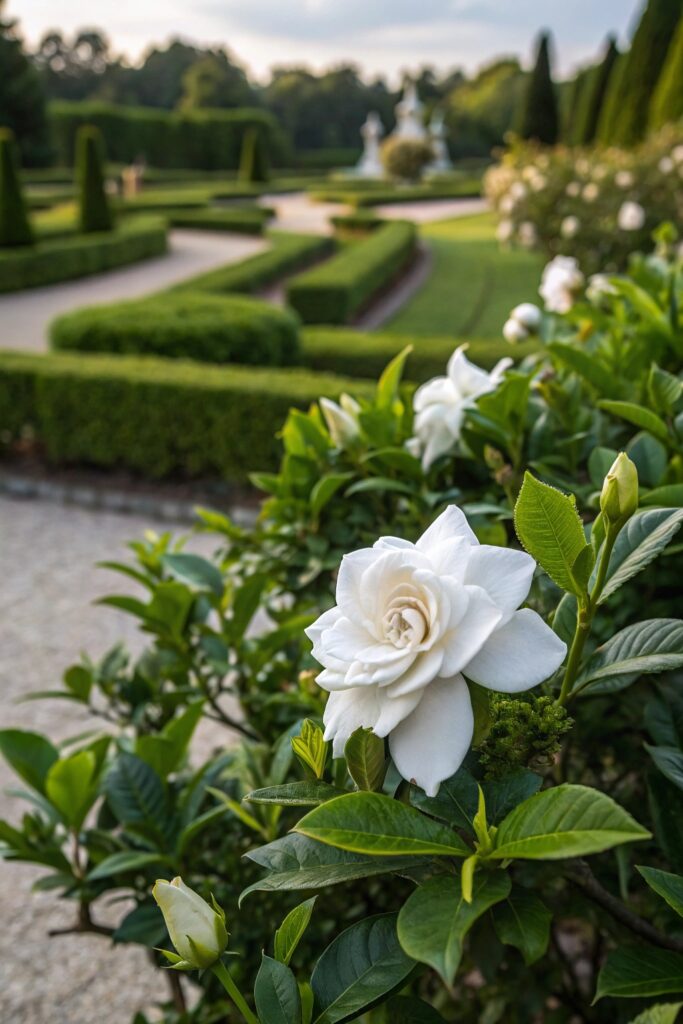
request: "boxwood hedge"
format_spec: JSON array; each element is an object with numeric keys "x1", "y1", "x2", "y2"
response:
[
  {"x1": 167, "y1": 207, "x2": 272, "y2": 235},
  {"x1": 286, "y1": 221, "x2": 417, "y2": 324},
  {"x1": 0, "y1": 351, "x2": 371, "y2": 481},
  {"x1": 0, "y1": 217, "x2": 167, "y2": 292},
  {"x1": 50, "y1": 293, "x2": 300, "y2": 367}
]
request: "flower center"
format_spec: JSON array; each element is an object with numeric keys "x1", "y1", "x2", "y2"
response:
[{"x1": 382, "y1": 598, "x2": 429, "y2": 649}]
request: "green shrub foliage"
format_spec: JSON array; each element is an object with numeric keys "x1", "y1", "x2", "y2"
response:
[
  {"x1": 0, "y1": 127, "x2": 33, "y2": 247},
  {"x1": 0, "y1": 218, "x2": 167, "y2": 292},
  {"x1": 50, "y1": 293, "x2": 300, "y2": 367},
  {"x1": 599, "y1": 0, "x2": 681, "y2": 146},
  {"x1": 167, "y1": 206, "x2": 271, "y2": 235},
  {"x1": 649, "y1": 12, "x2": 683, "y2": 130},
  {"x1": 575, "y1": 36, "x2": 620, "y2": 145},
  {"x1": 287, "y1": 220, "x2": 417, "y2": 324},
  {"x1": 239, "y1": 125, "x2": 270, "y2": 183},
  {"x1": 76, "y1": 125, "x2": 113, "y2": 234},
  {"x1": 0, "y1": 6, "x2": 51, "y2": 166},
  {"x1": 518, "y1": 32, "x2": 558, "y2": 145}
]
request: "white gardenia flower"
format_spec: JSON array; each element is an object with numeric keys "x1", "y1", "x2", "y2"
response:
[
  {"x1": 320, "y1": 394, "x2": 361, "y2": 448},
  {"x1": 503, "y1": 317, "x2": 529, "y2": 344},
  {"x1": 306, "y1": 507, "x2": 567, "y2": 796},
  {"x1": 409, "y1": 346, "x2": 512, "y2": 470},
  {"x1": 617, "y1": 200, "x2": 645, "y2": 231},
  {"x1": 615, "y1": 170, "x2": 634, "y2": 189},
  {"x1": 561, "y1": 215, "x2": 580, "y2": 239},
  {"x1": 503, "y1": 302, "x2": 543, "y2": 343},
  {"x1": 153, "y1": 878, "x2": 228, "y2": 969},
  {"x1": 582, "y1": 183, "x2": 599, "y2": 202},
  {"x1": 539, "y1": 255, "x2": 585, "y2": 314}
]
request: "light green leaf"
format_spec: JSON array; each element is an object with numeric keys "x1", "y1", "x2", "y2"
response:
[
  {"x1": 549, "y1": 342, "x2": 620, "y2": 397},
  {"x1": 598, "y1": 400, "x2": 669, "y2": 444},
  {"x1": 638, "y1": 866, "x2": 683, "y2": 918},
  {"x1": 641, "y1": 485, "x2": 683, "y2": 509},
  {"x1": 45, "y1": 751, "x2": 98, "y2": 829},
  {"x1": 310, "y1": 473, "x2": 354, "y2": 518},
  {"x1": 292, "y1": 720, "x2": 328, "y2": 780},
  {"x1": 255, "y1": 955, "x2": 302, "y2": 1024},
  {"x1": 596, "y1": 946, "x2": 683, "y2": 1000},
  {"x1": 397, "y1": 871, "x2": 511, "y2": 984},
  {"x1": 376, "y1": 346, "x2": 412, "y2": 409},
  {"x1": 599, "y1": 509, "x2": 683, "y2": 604},
  {"x1": 628, "y1": 1002, "x2": 683, "y2": 1024},
  {"x1": 88, "y1": 851, "x2": 167, "y2": 881},
  {"x1": 492, "y1": 888, "x2": 551, "y2": 965},
  {"x1": 576, "y1": 619, "x2": 683, "y2": 696},
  {"x1": 311, "y1": 913, "x2": 414, "y2": 1024},
  {"x1": 161, "y1": 553, "x2": 224, "y2": 597},
  {"x1": 513, "y1": 472, "x2": 592, "y2": 597},
  {"x1": 295, "y1": 792, "x2": 471, "y2": 857},
  {"x1": 275, "y1": 897, "x2": 317, "y2": 966},
  {"x1": 344, "y1": 728, "x2": 386, "y2": 792},
  {"x1": 245, "y1": 782, "x2": 344, "y2": 807},
  {"x1": 491, "y1": 784, "x2": 650, "y2": 860}
]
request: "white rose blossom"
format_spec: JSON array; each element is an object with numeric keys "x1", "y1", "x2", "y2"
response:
[
  {"x1": 320, "y1": 394, "x2": 361, "y2": 448},
  {"x1": 582, "y1": 183, "x2": 599, "y2": 202},
  {"x1": 539, "y1": 255, "x2": 585, "y2": 314},
  {"x1": 615, "y1": 170, "x2": 634, "y2": 189},
  {"x1": 409, "y1": 346, "x2": 512, "y2": 470},
  {"x1": 617, "y1": 200, "x2": 645, "y2": 231},
  {"x1": 561, "y1": 215, "x2": 580, "y2": 239},
  {"x1": 306, "y1": 506, "x2": 567, "y2": 796}
]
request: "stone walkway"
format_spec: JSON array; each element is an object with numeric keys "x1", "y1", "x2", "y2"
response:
[
  {"x1": 0, "y1": 494, "x2": 223, "y2": 1023},
  {"x1": 0, "y1": 229, "x2": 267, "y2": 353}
]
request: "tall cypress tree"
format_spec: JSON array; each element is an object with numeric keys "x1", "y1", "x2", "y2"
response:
[
  {"x1": 0, "y1": 127, "x2": 33, "y2": 247},
  {"x1": 576, "y1": 36, "x2": 620, "y2": 145},
  {"x1": 649, "y1": 12, "x2": 683, "y2": 130},
  {"x1": 76, "y1": 125, "x2": 114, "y2": 234},
  {"x1": 562, "y1": 66, "x2": 593, "y2": 145},
  {"x1": 519, "y1": 32, "x2": 559, "y2": 145},
  {"x1": 600, "y1": 0, "x2": 680, "y2": 146}
]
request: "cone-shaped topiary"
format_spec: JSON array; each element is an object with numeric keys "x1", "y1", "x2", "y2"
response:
[
  {"x1": 599, "y1": 0, "x2": 680, "y2": 146},
  {"x1": 0, "y1": 127, "x2": 33, "y2": 247},
  {"x1": 518, "y1": 32, "x2": 558, "y2": 145},
  {"x1": 575, "y1": 36, "x2": 620, "y2": 145},
  {"x1": 649, "y1": 12, "x2": 683, "y2": 130},
  {"x1": 76, "y1": 124, "x2": 114, "y2": 234},
  {"x1": 561, "y1": 66, "x2": 592, "y2": 145},
  {"x1": 238, "y1": 126, "x2": 269, "y2": 184}
]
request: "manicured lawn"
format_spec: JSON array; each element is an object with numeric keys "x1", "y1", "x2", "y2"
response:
[{"x1": 387, "y1": 211, "x2": 544, "y2": 341}]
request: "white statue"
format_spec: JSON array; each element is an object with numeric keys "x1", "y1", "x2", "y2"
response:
[
  {"x1": 356, "y1": 111, "x2": 384, "y2": 178},
  {"x1": 394, "y1": 80, "x2": 427, "y2": 141},
  {"x1": 428, "y1": 109, "x2": 452, "y2": 172}
]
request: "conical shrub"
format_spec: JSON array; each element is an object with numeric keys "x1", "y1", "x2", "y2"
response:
[
  {"x1": 519, "y1": 32, "x2": 558, "y2": 145},
  {"x1": 649, "y1": 13, "x2": 683, "y2": 129},
  {"x1": 76, "y1": 125, "x2": 113, "y2": 234},
  {"x1": 238, "y1": 126, "x2": 269, "y2": 184},
  {"x1": 0, "y1": 127, "x2": 33, "y2": 247},
  {"x1": 575, "y1": 36, "x2": 619, "y2": 145}
]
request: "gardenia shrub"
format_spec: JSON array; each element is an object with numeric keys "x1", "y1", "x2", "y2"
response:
[
  {"x1": 484, "y1": 122, "x2": 683, "y2": 272},
  {"x1": 1, "y1": 226, "x2": 683, "y2": 1024}
]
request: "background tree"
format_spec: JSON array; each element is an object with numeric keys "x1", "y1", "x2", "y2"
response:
[
  {"x1": 598, "y1": 0, "x2": 681, "y2": 145},
  {"x1": 446, "y1": 59, "x2": 526, "y2": 158},
  {"x1": 648, "y1": 12, "x2": 683, "y2": 130},
  {"x1": 380, "y1": 136, "x2": 433, "y2": 182},
  {"x1": 0, "y1": 127, "x2": 33, "y2": 246},
  {"x1": 76, "y1": 125, "x2": 113, "y2": 233},
  {"x1": 518, "y1": 32, "x2": 558, "y2": 144},
  {"x1": 0, "y1": 1, "x2": 50, "y2": 165},
  {"x1": 178, "y1": 50, "x2": 254, "y2": 110},
  {"x1": 33, "y1": 29, "x2": 117, "y2": 102},
  {"x1": 130, "y1": 40, "x2": 201, "y2": 108},
  {"x1": 575, "y1": 36, "x2": 619, "y2": 145}
]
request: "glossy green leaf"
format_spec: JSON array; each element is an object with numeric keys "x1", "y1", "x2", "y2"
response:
[
  {"x1": 0, "y1": 729, "x2": 59, "y2": 795},
  {"x1": 104, "y1": 753, "x2": 167, "y2": 830},
  {"x1": 483, "y1": 772, "x2": 542, "y2": 825},
  {"x1": 410, "y1": 767, "x2": 478, "y2": 831},
  {"x1": 292, "y1": 720, "x2": 328, "y2": 779},
  {"x1": 295, "y1": 792, "x2": 470, "y2": 857},
  {"x1": 162, "y1": 552, "x2": 224, "y2": 597},
  {"x1": 596, "y1": 946, "x2": 683, "y2": 1000},
  {"x1": 384, "y1": 996, "x2": 447, "y2": 1022},
  {"x1": 638, "y1": 866, "x2": 683, "y2": 918},
  {"x1": 577, "y1": 619, "x2": 683, "y2": 696},
  {"x1": 245, "y1": 782, "x2": 344, "y2": 807},
  {"x1": 599, "y1": 509, "x2": 683, "y2": 603},
  {"x1": 549, "y1": 342, "x2": 620, "y2": 396},
  {"x1": 344, "y1": 728, "x2": 386, "y2": 792},
  {"x1": 491, "y1": 784, "x2": 650, "y2": 860},
  {"x1": 45, "y1": 751, "x2": 98, "y2": 829},
  {"x1": 376, "y1": 345, "x2": 412, "y2": 409},
  {"x1": 514, "y1": 472, "x2": 592, "y2": 596},
  {"x1": 647, "y1": 745, "x2": 683, "y2": 791},
  {"x1": 310, "y1": 473, "x2": 354, "y2": 518},
  {"x1": 627, "y1": 1002, "x2": 683, "y2": 1024},
  {"x1": 88, "y1": 851, "x2": 167, "y2": 881},
  {"x1": 311, "y1": 913, "x2": 414, "y2": 1024},
  {"x1": 641, "y1": 485, "x2": 683, "y2": 509},
  {"x1": 255, "y1": 955, "x2": 302, "y2": 1024},
  {"x1": 397, "y1": 871, "x2": 511, "y2": 984},
  {"x1": 599, "y1": 400, "x2": 669, "y2": 443},
  {"x1": 275, "y1": 897, "x2": 317, "y2": 966},
  {"x1": 492, "y1": 888, "x2": 552, "y2": 965}
]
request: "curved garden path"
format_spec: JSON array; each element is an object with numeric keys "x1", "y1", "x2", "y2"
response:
[{"x1": 0, "y1": 229, "x2": 268, "y2": 353}]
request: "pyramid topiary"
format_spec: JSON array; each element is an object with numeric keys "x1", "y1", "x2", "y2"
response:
[
  {"x1": 238, "y1": 126, "x2": 270, "y2": 184},
  {"x1": 76, "y1": 124, "x2": 114, "y2": 234},
  {"x1": 575, "y1": 36, "x2": 620, "y2": 145},
  {"x1": 0, "y1": 127, "x2": 33, "y2": 247}
]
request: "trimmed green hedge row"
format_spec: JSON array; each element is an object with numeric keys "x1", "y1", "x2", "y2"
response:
[
  {"x1": 286, "y1": 221, "x2": 417, "y2": 324},
  {"x1": 50, "y1": 294, "x2": 300, "y2": 367},
  {"x1": 299, "y1": 327, "x2": 538, "y2": 379},
  {"x1": 168, "y1": 207, "x2": 272, "y2": 235},
  {"x1": 49, "y1": 101, "x2": 280, "y2": 170},
  {"x1": 0, "y1": 217, "x2": 167, "y2": 292},
  {"x1": 0, "y1": 351, "x2": 370, "y2": 481},
  {"x1": 173, "y1": 231, "x2": 333, "y2": 295},
  {"x1": 309, "y1": 178, "x2": 482, "y2": 207}
]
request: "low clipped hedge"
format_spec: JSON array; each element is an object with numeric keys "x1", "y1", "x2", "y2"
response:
[
  {"x1": 174, "y1": 231, "x2": 333, "y2": 295},
  {"x1": 309, "y1": 177, "x2": 482, "y2": 207},
  {"x1": 0, "y1": 217, "x2": 167, "y2": 292},
  {"x1": 168, "y1": 207, "x2": 272, "y2": 235},
  {"x1": 50, "y1": 293, "x2": 300, "y2": 367},
  {"x1": 0, "y1": 351, "x2": 371, "y2": 481},
  {"x1": 300, "y1": 327, "x2": 538, "y2": 380},
  {"x1": 286, "y1": 221, "x2": 417, "y2": 324}
]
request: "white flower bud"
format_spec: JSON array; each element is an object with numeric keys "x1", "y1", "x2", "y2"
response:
[
  {"x1": 153, "y1": 878, "x2": 228, "y2": 970},
  {"x1": 320, "y1": 395, "x2": 360, "y2": 449}
]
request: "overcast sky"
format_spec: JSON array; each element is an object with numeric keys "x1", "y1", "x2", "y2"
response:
[{"x1": 11, "y1": 0, "x2": 644, "y2": 82}]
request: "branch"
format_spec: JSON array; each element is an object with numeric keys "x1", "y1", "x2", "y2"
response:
[
  {"x1": 48, "y1": 901, "x2": 114, "y2": 938},
  {"x1": 565, "y1": 859, "x2": 683, "y2": 954}
]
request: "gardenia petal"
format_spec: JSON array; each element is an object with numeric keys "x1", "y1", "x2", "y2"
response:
[
  {"x1": 323, "y1": 687, "x2": 381, "y2": 756},
  {"x1": 438, "y1": 584, "x2": 502, "y2": 677},
  {"x1": 389, "y1": 675, "x2": 474, "y2": 797},
  {"x1": 463, "y1": 608, "x2": 566, "y2": 692},
  {"x1": 416, "y1": 505, "x2": 478, "y2": 552},
  {"x1": 464, "y1": 545, "x2": 535, "y2": 620}
]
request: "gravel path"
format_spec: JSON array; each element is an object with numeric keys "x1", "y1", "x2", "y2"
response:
[
  {"x1": 0, "y1": 494, "x2": 223, "y2": 1023},
  {"x1": 0, "y1": 229, "x2": 267, "y2": 353}
]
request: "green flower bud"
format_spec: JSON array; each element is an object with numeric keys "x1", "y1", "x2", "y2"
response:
[
  {"x1": 600, "y1": 452, "x2": 638, "y2": 530},
  {"x1": 153, "y1": 877, "x2": 228, "y2": 970}
]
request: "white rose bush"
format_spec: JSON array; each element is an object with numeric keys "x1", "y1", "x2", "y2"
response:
[{"x1": 1, "y1": 213, "x2": 683, "y2": 1024}]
